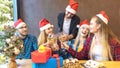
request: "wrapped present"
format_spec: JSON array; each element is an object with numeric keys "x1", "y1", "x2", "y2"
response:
[
  {"x1": 31, "y1": 45, "x2": 51, "y2": 63},
  {"x1": 32, "y1": 56, "x2": 63, "y2": 68},
  {"x1": 52, "y1": 54, "x2": 61, "y2": 68}
]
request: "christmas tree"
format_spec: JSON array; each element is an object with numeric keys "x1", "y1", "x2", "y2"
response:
[{"x1": 0, "y1": 25, "x2": 24, "y2": 58}]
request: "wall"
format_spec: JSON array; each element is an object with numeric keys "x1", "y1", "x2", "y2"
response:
[{"x1": 20, "y1": 0, "x2": 120, "y2": 37}]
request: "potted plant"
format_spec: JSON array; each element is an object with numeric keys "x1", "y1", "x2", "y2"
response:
[{"x1": 0, "y1": 25, "x2": 24, "y2": 68}]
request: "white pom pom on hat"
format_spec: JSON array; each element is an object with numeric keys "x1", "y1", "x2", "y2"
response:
[{"x1": 77, "y1": 19, "x2": 89, "y2": 28}]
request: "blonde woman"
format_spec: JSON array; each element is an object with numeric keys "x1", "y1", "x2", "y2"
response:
[
  {"x1": 38, "y1": 18, "x2": 54, "y2": 46},
  {"x1": 74, "y1": 19, "x2": 90, "y2": 52},
  {"x1": 38, "y1": 18, "x2": 60, "y2": 52},
  {"x1": 62, "y1": 11, "x2": 120, "y2": 61}
]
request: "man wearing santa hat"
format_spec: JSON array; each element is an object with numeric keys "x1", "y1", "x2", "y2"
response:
[
  {"x1": 14, "y1": 19, "x2": 38, "y2": 59},
  {"x1": 57, "y1": 0, "x2": 80, "y2": 41},
  {"x1": 57, "y1": 0, "x2": 80, "y2": 59}
]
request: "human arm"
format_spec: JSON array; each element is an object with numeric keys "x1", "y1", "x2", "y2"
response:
[
  {"x1": 59, "y1": 34, "x2": 74, "y2": 42},
  {"x1": 69, "y1": 15, "x2": 80, "y2": 39},
  {"x1": 109, "y1": 38, "x2": 120, "y2": 61},
  {"x1": 57, "y1": 13, "x2": 65, "y2": 32},
  {"x1": 32, "y1": 36, "x2": 38, "y2": 50},
  {"x1": 62, "y1": 41, "x2": 90, "y2": 60}
]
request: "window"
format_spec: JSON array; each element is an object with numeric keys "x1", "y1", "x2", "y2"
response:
[{"x1": 0, "y1": 0, "x2": 13, "y2": 30}]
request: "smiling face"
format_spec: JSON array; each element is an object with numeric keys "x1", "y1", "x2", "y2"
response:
[
  {"x1": 17, "y1": 24, "x2": 28, "y2": 36},
  {"x1": 90, "y1": 17, "x2": 101, "y2": 34},
  {"x1": 80, "y1": 25, "x2": 89, "y2": 37},
  {"x1": 65, "y1": 11, "x2": 74, "y2": 19},
  {"x1": 45, "y1": 27, "x2": 53, "y2": 35}
]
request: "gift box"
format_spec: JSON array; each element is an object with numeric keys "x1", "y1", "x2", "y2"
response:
[
  {"x1": 32, "y1": 56, "x2": 63, "y2": 68},
  {"x1": 31, "y1": 46, "x2": 51, "y2": 63}
]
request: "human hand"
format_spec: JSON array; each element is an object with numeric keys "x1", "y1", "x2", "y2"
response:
[
  {"x1": 51, "y1": 43, "x2": 59, "y2": 51},
  {"x1": 44, "y1": 42, "x2": 59, "y2": 51},
  {"x1": 59, "y1": 35, "x2": 68, "y2": 42},
  {"x1": 61, "y1": 42, "x2": 69, "y2": 50}
]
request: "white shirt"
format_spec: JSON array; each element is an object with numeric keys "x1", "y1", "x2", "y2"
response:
[
  {"x1": 92, "y1": 44, "x2": 108, "y2": 61},
  {"x1": 63, "y1": 18, "x2": 71, "y2": 34}
]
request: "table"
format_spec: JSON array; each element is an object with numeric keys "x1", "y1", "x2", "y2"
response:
[
  {"x1": 0, "y1": 59, "x2": 32, "y2": 68},
  {"x1": 0, "y1": 59, "x2": 120, "y2": 68},
  {"x1": 79, "y1": 60, "x2": 120, "y2": 68},
  {"x1": 103, "y1": 61, "x2": 120, "y2": 68}
]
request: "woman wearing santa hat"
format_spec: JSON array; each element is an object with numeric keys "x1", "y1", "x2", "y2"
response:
[
  {"x1": 38, "y1": 18, "x2": 60, "y2": 52},
  {"x1": 59, "y1": 20, "x2": 90, "y2": 59},
  {"x1": 73, "y1": 19, "x2": 90, "y2": 52},
  {"x1": 62, "y1": 11, "x2": 120, "y2": 61},
  {"x1": 38, "y1": 18, "x2": 54, "y2": 45}
]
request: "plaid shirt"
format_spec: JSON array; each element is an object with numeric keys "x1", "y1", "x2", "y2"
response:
[{"x1": 67, "y1": 34, "x2": 120, "y2": 61}]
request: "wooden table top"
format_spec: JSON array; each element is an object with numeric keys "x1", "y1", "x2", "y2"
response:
[
  {"x1": 0, "y1": 59, "x2": 120, "y2": 68},
  {"x1": 0, "y1": 59, "x2": 32, "y2": 68},
  {"x1": 79, "y1": 60, "x2": 120, "y2": 68}
]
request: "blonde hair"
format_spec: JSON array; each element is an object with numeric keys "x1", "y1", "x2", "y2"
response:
[
  {"x1": 90, "y1": 16, "x2": 120, "y2": 61},
  {"x1": 74, "y1": 26, "x2": 90, "y2": 50},
  {"x1": 38, "y1": 31, "x2": 47, "y2": 46}
]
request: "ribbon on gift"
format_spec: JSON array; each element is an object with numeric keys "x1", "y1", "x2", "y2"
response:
[
  {"x1": 52, "y1": 54, "x2": 60, "y2": 68},
  {"x1": 38, "y1": 45, "x2": 45, "y2": 52}
]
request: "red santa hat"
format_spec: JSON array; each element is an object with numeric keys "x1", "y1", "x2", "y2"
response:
[
  {"x1": 14, "y1": 19, "x2": 26, "y2": 29},
  {"x1": 77, "y1": 19, "x2": 89, "y2": 28},
  {"x1": 66, "y1": 0, "x2": 79, "y2": 14},
  {"x1": 96, "y1": 11, "x2": 109, "y2": 24},
  {"x1": 39, "y1": 18, "x2": 53, "y2": 31}
]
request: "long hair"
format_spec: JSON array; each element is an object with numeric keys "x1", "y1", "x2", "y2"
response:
[
  {"x1": 38, "y1": 31, "x2": 47, "y2": 46},
  {"x1": 74, "y1": 28, "x2": 80, "y2": 50},
  {"x1": 90, "y1": 16, "x2": 120, "y2": 61},
  {"x1": 74, "y1": 26, "x2": 90, "y2": 51}
]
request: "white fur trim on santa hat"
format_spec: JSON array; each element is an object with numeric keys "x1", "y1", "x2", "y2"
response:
[
  {"x1": 16, "y1": 22, "x2": 26, "y2": 29},
  {"x1": 77, "y1": 24, "x2": 89, "y2": 28},
  {"x1": 96, "y1": 14, "x2": 108, "y2": 24},
  {"x1": 80, "y1": 24, "x2": 89, "y2": 29},
  {"x1": 40, "y1": 23, "x2": 53, "y2": 31},
  {"x1": 76, "y1": 25, "x2": 80, "y2": 28},
  {"x1": 66, "y1": 5, "x2": 76, "y2": 14}
]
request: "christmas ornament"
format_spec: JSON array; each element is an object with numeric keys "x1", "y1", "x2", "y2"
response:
[{"x1": 0, "y1": 25, "x2": 24, "y2": 68}]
